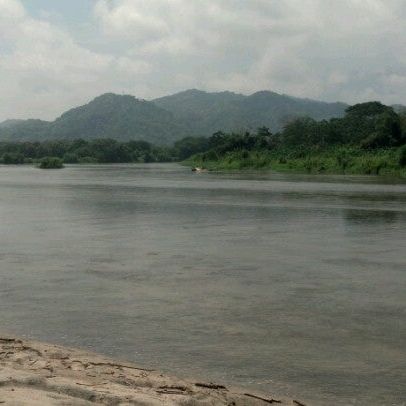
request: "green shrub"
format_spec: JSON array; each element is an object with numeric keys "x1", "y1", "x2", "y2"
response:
[{"x1": 38, "y1": 157, "x2": 64, "y2": 169}]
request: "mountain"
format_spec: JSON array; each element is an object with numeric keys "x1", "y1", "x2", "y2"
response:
[
  {"x1": 153, "y1": 89, "x2": 348, "y2": 135},
  {"x1": 0, "y1": 94, "x2": 188, "y2": 145},
  {"x1": 0, "y1": 90, "x2": 349, "y2": 144},
  {"x1": 47, "y1": 93, "x2": 188, "y2": 145},
  {"x1": 0, "y1": 119, "x2": 50, "y2": 140}
]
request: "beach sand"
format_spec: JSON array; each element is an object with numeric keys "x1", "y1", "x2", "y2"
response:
[{"x1": 0, "y1": 336, "x2": 306, "y2": 405}]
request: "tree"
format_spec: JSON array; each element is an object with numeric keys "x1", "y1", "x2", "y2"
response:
[
  {"x1": 281, "y1": 117, "x2": 318, "y2": 147},
  {"x1": 174, "y1": 137, "x2": 209, "y2": 160},
  {"x1": 345, "y1": 101, "x2": 391, "y2": 118},
  {"x1": 360, "y1": 110, "x2": 402, "y2": 148}
]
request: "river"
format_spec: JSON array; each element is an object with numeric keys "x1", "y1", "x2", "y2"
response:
[{"x1": 0, "y1": 163, "x2": 405, "y2": 405}]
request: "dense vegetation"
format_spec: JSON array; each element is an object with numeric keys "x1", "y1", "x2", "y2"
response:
[
  {"x1": 0, "y1": 139, "x2": 175, "y2": 164},
  {"x1": 38, "y1": 157, "x2": 64, "y2": 169},
  {"x1": 1, "y1": 100, "x2": 405, "y2": 177},
  {"x1": 0, "y1": 90, "x2": 347, "y2": 144},
  {"x1": 187, "y1": 102, "x2": 406, "y2": 177}
]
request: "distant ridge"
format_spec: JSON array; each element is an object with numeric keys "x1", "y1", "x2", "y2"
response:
[
  {"x1": 0, "y1": 89, "x2": 349, "y2": 144},
  {"x1": 153, "y1": 89, "x2": 348, "y2": 136}
]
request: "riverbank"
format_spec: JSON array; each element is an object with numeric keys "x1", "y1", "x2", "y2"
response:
[
  {"x1": 0, "y1": 336, "x2": 304, "y2": 405},
  {"x1": 186, "y1": 147, "x2": 406, "y2": 178}
]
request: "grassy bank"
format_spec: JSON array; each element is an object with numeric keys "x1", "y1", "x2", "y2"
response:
[{"x1": 186, "y1": 147, "x2": 406, "y2": 177}]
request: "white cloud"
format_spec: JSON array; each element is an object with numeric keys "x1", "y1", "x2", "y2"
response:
[
  {"x1": 0, "y1": 0, "x2": 151, "y2": 120},
  {"x1": 94, "y1": 0, "x2": 170, "y2": 42},
  {"x1": 1, "y1": 0, "x2": 406, "y2": 121},
  {"x1": 92, "y1": 0, "x2": 406, "y2": 104}
]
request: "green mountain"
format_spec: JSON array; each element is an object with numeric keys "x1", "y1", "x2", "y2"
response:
[
  {"x1": 0, "y1": 93, "x2": 187, "y2": 145},
  {"x1": 0, "y1": 90, "x2": 349, "y2": 144},
  {"x1": 47, "y1": 93, "x2": 188, "y2": 145},
  {"x1": 153, "y1": 89, "x2": 348, "y2": 135}
]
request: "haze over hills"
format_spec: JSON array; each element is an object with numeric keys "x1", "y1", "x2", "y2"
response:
[
  {"x1": 0, "y1": 119, "x2": 26, "y2": 128},
  {"x1": 0, "y1": 90, "x2": 350, "y2": 144}
]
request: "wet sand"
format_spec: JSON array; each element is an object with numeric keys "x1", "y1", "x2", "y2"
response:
[{"x1": 0, "y1": 336, "x2": 305, "y2": 405}]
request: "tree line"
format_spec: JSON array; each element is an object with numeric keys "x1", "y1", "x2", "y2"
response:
[
  {"x1": 1, "y1": 101, "x2": 406, "y2": 175},
  {"x1": 187, "y1": 102, "x2": 406, "y2": 175},
  {"x1": 0, "y1": 139, "x2": 175, "y2": 165},
  {"x1": 192, "y1": 101, "x2": 406, "y2": 157}
]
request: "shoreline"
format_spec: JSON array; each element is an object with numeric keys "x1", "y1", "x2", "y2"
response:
[
  {"x1": 185, "y1": 161, "x2": 406, "y2": 178},
  {"x1": 0, "y1": 336, "x2": 304, "y2": 405},
  {"x1": 185, "y1": 146, "x2": 406, "y2": 179}
]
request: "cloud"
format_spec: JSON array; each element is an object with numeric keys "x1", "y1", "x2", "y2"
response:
[
  {"x1": 1, "y1": 0, "x2": 406, "y2": 120},
  {"x1": 0, "y1": 0, "x2": 151, "y2": 120},
  {"x1": 93, "y1": 0, "x2": 406, "y2": 104}
]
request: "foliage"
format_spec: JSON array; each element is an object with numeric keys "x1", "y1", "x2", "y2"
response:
[
  {"x1": 1, "y1": 152, "x2": 25, "y2": 164},
  {"x1": 38, "y1": 157, "x2": 64, "y2": 169},
  {"x1": 0, "y1": 139, "x2": 177, "y2": 165},
  {"x1": 1, "y1": 99, "x2": 406, "y2": 177},
  {"x1": 173, "y1": 137, "x2": 209, "y2": 160},
  {"x1": 188, "y1": 147, "x2": 405, "y2": 177},
  {"x1": 399, "y1": 145, "x2": 406, "y2": 167},
  {"x1": 185, "y1": 101, "x2": 406, "y2": 177}
]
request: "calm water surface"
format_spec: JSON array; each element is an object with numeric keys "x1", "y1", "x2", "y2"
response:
[{"x1": 0, "y1": 163, "x2": 405, "y2": 405}]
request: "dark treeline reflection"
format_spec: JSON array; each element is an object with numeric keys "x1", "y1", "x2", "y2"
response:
[{"x1": 343, "y1": 209, "x2": 399, "y2": 225}]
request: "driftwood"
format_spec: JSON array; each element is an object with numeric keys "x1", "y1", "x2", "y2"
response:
[
  {"x1": 75, "y1": 382, "x2": 108, "y2": 387},
  {"x1": 244, "y1": 393, "x2": 282, "y2": 404},
  {"x1": 195, "y1": 382, "x2": 227, "y2": 390},
  {"x1": 159, "y1": 385, "x2": 188, "y2": 391},
  {"x1": 293, "y1": 401, "x2": 307, "y2": 406},
  {"x1": 156, "y1": 389, "x2": 188, "y2": 395}
]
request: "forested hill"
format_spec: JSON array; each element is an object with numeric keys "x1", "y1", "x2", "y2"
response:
[
  {"x1": 153, "y1": 89, "x2": 348, "y2": 135},
  {"x1": 1, "y1": 90, "x2": 348, "y2": 144},
  {"x1": 0, "y1": 94, "x2": 188, "y2": 145}
]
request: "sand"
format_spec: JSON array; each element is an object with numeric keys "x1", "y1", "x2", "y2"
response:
[{"x1": 0, "y1": 336, "x2": 306, "y2": 405}]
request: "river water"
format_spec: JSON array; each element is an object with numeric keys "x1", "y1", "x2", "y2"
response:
[{"x1": 0, "y1": 163, "x2": 405, "y2": 405}]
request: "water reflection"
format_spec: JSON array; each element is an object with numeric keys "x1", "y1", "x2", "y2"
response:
[{"x1": 343, "y1": 208, "x2": 399, "y2": 225}]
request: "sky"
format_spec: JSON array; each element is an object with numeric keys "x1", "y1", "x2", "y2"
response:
[{"x1": 1, "y1": 0, "x2": 406, "y2": 121}]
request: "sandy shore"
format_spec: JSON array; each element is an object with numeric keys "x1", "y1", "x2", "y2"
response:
[{"x1": 0, "y1": 336, "x2": 307, "y2": 405}]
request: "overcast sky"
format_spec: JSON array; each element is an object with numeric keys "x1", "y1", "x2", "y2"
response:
[{"x1": 1, "y1": 0, "x2": 406, "y2": 121}]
